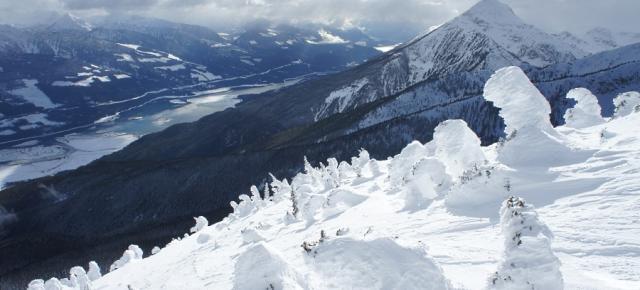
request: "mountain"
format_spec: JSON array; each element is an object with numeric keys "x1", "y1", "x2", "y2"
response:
[
  {"x1": 0, "y1": 15, "x2": 383, "y2": 145},
  {"x1": 557, "y1": 27, "x2": 640, "y2": 54},
  {"x1": 46, "y1": 13, "x2": 93, "y2": 32},
  {"x1": 2, "y1": 0, "x2": 640, "y2": 286},
  {"x1": 21, "y1": 67, "x2": 640, "y2": 290},
  {"x1": 313, "y1": 0, "x2": 586, "y2": 120}
]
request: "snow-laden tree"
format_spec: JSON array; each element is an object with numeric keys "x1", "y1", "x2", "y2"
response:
[
  {"x1": 563, "y1": 88, "x2": 605, "y2": 128},
  {"x1": 613, "y1": 91, "x2": 640, "y2": 118},
  {"x1": 489, "y1": 196, "x2": 563, "y2": 290},
  {"x1": 402, "y1": 157, "x2": 450, "y2": 211},
  {"x1": 190, "y1": 216, "x2": 209, "y2": 233},
  {"x1": 388, "y1": 141, "x2": 432, "y2": 188},
  {"x1": 484, "y1": 66, "x2": 575, "y2": 167},
  {"x1": 433, "y1": 119, "x2": 487, "y2": 178},
  {"x1": 110, "y1": 245, "x2": 144, "y2": 272},
  {"x1": 484, "y1": 67, "x2": 554, "y2": 136},
  {"x1": 87, "y1": 261, "x2": 102, "y2": 281},
  {"x1": 69, "y1": 266, "x2": 91, "y2": 290}
]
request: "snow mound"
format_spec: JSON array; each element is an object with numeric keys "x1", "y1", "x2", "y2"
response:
[
  {"x1": 87, "y1": 261, "x2": 101, "y2": 281},
  {"x1": 401, "y1": 157, "x2": 449, "y2": 211},
  {"x1": 308, "y1": 237, "x2": 451, "y2": 290},
  {"x1": 27, "y1": 261, "x2": 101, "y2": 290},
  {"x1": 613, "y1": 91, "x2": 640, "y2": 118},
  {"x1": 434, "y1": 120, "x2": 486, "y2": 178},
  {"x1": 190, "y1": 216, "x2": 209, "y2": 233},
  {"x1": 109, "y1": 245, "x2": 143, "y2": 272},
  {"x1": 564, "y1": 88, "x2": 605, "y2": 128},
  {"x1": 489, "y1": 197, "x2": 562, "y2": 290},
  {"x1": 233, "y1": 242, "x2": 307, "y2": 290}
]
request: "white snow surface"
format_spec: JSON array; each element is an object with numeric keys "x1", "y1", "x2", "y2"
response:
[
  {"x1": 30, "y1": 67, "x2": 640, "y2": 290},
  {"x1": 613, "y1": 91, "x2": 640, "y2": 118},
  {"x1": 8, "y1": 79, "x2": 59, "y2": 109},
  {"x1": 0, "y1": 133, "x2": 136, "y2": 189},
  {"x1": 484, "y1": 66, "x2": 554, "y2": 135},
  {"x1": 564, "y1": 88, "x2": 605, "y2": 129}
]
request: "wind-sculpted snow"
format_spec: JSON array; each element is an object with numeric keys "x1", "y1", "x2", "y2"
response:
[
  {"x1": 484, "y1": 67, "x2": 554, "y2": 135},
  {"x1": 613, "y1": 91, "x2": 640, "y2": 118},
  {"x1": 564, "y1": 88, "x2": 605, "y2": 128},
  {"x1": 485, "y1": 66, "x2": 580, "y2": 167},
  {"x1": 27, "y1": 68, "x2": 640, "y2": 289},
  {"x1": 233, "y1": 242, "x2": 307, "y2": 290},
  {"x1": 308, "y1": 238, "x2": 451, "y2": 290},
  {"x1": 109, "y1": 245, "x2": 143, "y2": 272},
  {"x1": 434, "y1": 120, "x2": 487, "y2": 178}
]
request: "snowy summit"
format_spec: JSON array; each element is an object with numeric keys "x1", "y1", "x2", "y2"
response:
[{"x1": 27, "y1": 66, "x2": 640, "y2": 290}]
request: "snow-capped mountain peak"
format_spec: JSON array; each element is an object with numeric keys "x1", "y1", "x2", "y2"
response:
[
  {"x1": 458, "y1": 0, "x2": 521, "y2": 27},
  {"x1": 314, "y1": 0, "x2": 587, "y2": 120},
  {"x1": 445, "y1": 0, "x2": 587, "y2": 66},
  {"x1": 47, "y1": 13, "x2": 93, "y2": 32}
]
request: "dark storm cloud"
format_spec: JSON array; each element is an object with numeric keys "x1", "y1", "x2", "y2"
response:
[{"x1": 2, "y1": 0, "x2": 639, "y2": 40}]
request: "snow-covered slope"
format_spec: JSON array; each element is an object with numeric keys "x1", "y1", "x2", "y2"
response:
[
  {"x1": 26, "y1": 67, "x2": 640, "y2": 290},
  {"x1": 558, "y1": 27, "x2": 640, "y2": 55}
]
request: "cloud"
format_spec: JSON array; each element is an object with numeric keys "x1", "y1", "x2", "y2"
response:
[{"x1": 1, "y1": 0, "x2": 639, "y2": 41}]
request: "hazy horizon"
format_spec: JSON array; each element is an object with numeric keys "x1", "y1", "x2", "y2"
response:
[{"x1": 1, "y1": 0, "x2": 639, "y2": 43}]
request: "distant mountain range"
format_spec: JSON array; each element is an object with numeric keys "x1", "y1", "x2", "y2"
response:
[
  {"x1": 0, "y1": 14, "x2": 386, "y2": 145},
  {"x1": 1, "y1": 0, "x2": 640, "y2": 287}
]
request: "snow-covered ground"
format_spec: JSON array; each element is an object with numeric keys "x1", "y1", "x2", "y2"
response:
[
  {"x1": 26, "y1": 67, "x2": 640, "y2": 289},
  {"x1": 9, "y1": 79, "x2": 59, "y2": 109},
  {"x1": 0, "y1": 133, "x2": 136, "y2": 189}
]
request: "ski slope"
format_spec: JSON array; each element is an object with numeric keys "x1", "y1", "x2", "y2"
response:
[{"x1": 27, "y1": 67, "x2": 640, "y2": 289}]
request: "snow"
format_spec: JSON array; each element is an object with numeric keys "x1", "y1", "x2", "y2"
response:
[
  {"x1": 374, "y1": 44, "x2": 399, "y2": 53},
  {"x1": 113, "y1": 74, "x2": 131, "y2": 80},
  {"x1": 114, "y1": 53, "x2": 134, "y2": 62},
  {"x1": 0, "y1": 113, "x2": 64, "y2": 131},
  {"x1": 564, "y1": 88, "x2": 606, "y2": 128},
  {"x1": 110, "y1": 245, "x2": 143, "y2": 272},
  {"x1": 117, "y1": 43, "x2": 141, "y2": 50},
  {"x1": 155, "y1": 64, "x2": 186, "y2": 71},
  {"x1": 232, "y1": 242, "x2": 307, "y2": 290},
  {"x1": 613, "y1": 91, "x2": 640, "y2": 118},
  {"x1": 52, "y1": 75, "x2": 111, "y2": 87},
  {"x1": 489, "y1": 197, "x2": 563, "y2": 290},
  {"x1": 191, "y1": 70, "x2": 221, "y2": 81},
  {"x1": 240, "y1": 59, "x2": 254, "y2": 66},
  {"x1": 484, "y1": 66, "x2": 554, "y2": 135},
  {"x1": 316, "y1": 78, "x2": 369, "y2": 119},
  {"x1": 28, "y1": 67, "x2": 640, "y2": 290},
  {"x1": 433, "y1": 120, "x2": 486, "y2": 178},
  {"x1": 9, "y1": 79, "x2": 59, "y2": 109},
  {"x1": 0, "y1": 133, "x2": 136, "y2": 189},
  {"x1": 190, "y1": 216, "x2": 208, "y2": 233},
  {"x1": 317, "y1": 29, "x2": 347, "y2": 44},
  {"x1": 138, "y1": 57, "x2": 171, "y2": 63}
]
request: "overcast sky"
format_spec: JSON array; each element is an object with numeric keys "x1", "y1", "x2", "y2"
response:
[{"x1": 1, "y1": 0, "x2": 639, "y2": 42}]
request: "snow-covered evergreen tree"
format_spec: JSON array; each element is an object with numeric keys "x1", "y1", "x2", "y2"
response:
[
  {"x1": 489, "y1": 196, "x2": 563, "y2": 290},
  {"x1": 613, "y1": 91, "x2": 640, "y2": 118},
  {"x1": 563, "y1": 88, "x2": 605, "y2": 128}
]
